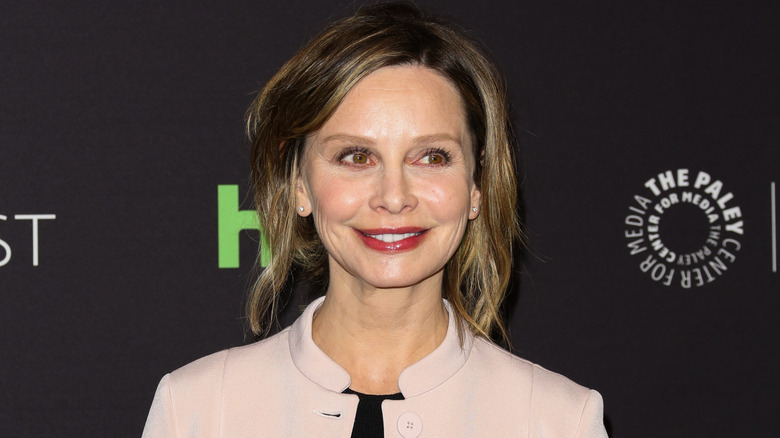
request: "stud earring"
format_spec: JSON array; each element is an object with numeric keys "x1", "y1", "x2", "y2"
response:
[
  {"x1": 472, "y1": 207, "x2": 478, "y2": 212},
  {"x1": 298, "y1": 206, "x2": 304, "y2": 212}
]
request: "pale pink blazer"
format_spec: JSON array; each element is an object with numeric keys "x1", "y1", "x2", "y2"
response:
[{"x1": 142, "y1": 297, "x2": 607, "y2": 437}]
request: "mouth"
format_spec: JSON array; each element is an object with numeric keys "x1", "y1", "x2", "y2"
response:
[
  {"x1": 362, "y1": 231, "x2": 422, "y2": 242},
  {"x1": 354, "y1": 227, "x2": 428, "y2": 251}
]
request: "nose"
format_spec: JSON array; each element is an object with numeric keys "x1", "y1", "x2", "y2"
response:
[{"x1": 368, "y1": 164, "x2": 418, "y2": 213}]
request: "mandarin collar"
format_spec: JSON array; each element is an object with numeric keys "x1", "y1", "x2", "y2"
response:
[{"x1": 288, "y1": 296, "x2": 474, "y2": 398}]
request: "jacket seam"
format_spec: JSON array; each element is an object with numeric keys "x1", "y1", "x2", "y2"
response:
[
  {"x1": 166, "y1": 374, "x2": 182, "y2": 437},
  {"x1": 528, "y1": 365, "x2": 536, "y2": 437},
  {"x1": 218, "y1": 350, "x2": 229, "y2": 437},
  {"x1": 573, "y1": 389, "x2": 593, "y2": 436}
]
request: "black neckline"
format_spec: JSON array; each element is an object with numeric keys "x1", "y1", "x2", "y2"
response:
[{"x1": 343, "y1": 387, "x2": 404, "y2": 400}]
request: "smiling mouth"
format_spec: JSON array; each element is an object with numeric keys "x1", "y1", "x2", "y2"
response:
[
  {"x1": 362, "y1": 232, "x2": 422, "y2": 243},
  {"x1": 355, "y1": 227, "x2": 427, "y2": 251}
]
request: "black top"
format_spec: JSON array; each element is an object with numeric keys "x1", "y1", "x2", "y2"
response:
[{"x1": 343, "y1": 388, "x2": 405, "y2": 438}]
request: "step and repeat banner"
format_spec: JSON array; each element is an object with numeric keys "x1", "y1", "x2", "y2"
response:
[{"x1": 1, "y1": 1, "x2": 777, "y2": 436}]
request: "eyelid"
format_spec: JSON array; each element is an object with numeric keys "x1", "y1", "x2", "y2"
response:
[
  {"x1": 417, "y1": 147, "x2": 452, "y2": 165},
  {"x1": 335, "y1": 146, "x2": 453, "y2": 166},
  {"x1": 337, "y1": 146, "x2": 368, "y2": 156},
  {"x1": 337, "y1": 146, "x2": 372, "y2": 166}
]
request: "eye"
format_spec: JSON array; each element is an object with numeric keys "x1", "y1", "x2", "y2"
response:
[
  {"x1": 338, "y1": 147, "x2": 372, "y2": 166},
  {"x1": 420, "y1": 154, "x2": 444, "y2": 165},
  {"x1": 344, "y1": 152, "x2": 369, "y2": 164},
  {"x1": 418, "y1": 148, "x2": 451, "y2": 166}
]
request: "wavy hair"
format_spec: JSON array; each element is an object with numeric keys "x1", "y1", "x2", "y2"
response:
[{"x1": 246, "y1": 2, "x2": 521, "y2": 344}]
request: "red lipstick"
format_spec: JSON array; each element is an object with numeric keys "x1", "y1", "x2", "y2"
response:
[{"x1": 354, "y1": 227, "x2": 428, "y2": 252}]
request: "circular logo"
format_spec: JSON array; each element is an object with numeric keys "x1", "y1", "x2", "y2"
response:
[{"x1": 623, "y1": 169, "x2": 744, "y2": 288}]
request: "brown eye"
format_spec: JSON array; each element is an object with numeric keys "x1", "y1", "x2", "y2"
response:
[
  {"x1": 419, "y1": 152, "x2": 447, "y2": 165},
  {"x1": 350, "y1": 152, "x2": 368, "y2": 164},
  {"x1": 339, "y1": 149, "x2": 371, "y2": 166},
  {"x1": 427, "y1": 154, "x2": 443, "y2": 164}
]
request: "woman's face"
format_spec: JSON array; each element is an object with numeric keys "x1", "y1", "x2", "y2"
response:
[{"x1": 297, "y1": 65, "x2": 481, "y2": 291}]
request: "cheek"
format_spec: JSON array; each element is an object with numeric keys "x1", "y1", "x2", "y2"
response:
[
  {"x1": 310, "y1": 175, "x2": 364, "y2": 225},
  {"x1": 420, "y1": 175, "x2": 473, "y2": 215}
]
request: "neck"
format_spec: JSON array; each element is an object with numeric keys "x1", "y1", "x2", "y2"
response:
[{"x1": 311, "y1": 271, "x2": 449, "y2": 395}]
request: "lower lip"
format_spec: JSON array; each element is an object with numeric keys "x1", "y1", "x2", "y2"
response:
[{"x1": 355, "y1": 229, "x2": 428, "y2": 252}]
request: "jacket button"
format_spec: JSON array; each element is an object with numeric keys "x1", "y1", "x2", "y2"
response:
[{"x1": 397, "y1": 412, "x2": 423, "y2": 438}]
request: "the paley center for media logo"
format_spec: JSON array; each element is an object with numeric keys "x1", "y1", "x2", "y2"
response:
[{"x1": 623, "y1": 168, "x2": 744, "y2": 288}]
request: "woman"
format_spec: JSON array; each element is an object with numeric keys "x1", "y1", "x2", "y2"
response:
[{"x1": 143, "y1": 3, "x2": 607, "y2": 437}]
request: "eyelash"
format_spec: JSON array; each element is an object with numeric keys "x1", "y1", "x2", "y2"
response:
[
  {"x1": 336, "y1": 147, "x2": 452, "y2": 166},
  {"x1": 419, "y1": 148, "x2": 452, "y2": 166},
  {"x1": 337, "y1": 147, "x2": 371, "y2": 166}
]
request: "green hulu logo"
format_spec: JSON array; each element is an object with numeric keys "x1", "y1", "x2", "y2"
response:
[{"x1": 217, "y1": 185, "x2": 269, "y2": 268}]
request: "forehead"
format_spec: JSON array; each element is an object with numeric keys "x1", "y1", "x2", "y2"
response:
[{"x1": 310, "y1": 65, "x2": 470, "y2": 146}]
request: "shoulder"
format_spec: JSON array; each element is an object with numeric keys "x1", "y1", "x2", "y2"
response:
[
  {"x1": 470, "y1": 336, "x2": 591, "y2": 397},
  {"x1": 168, "y1": 327, "x2": 291, "y2": 387},
  {"x1": 142, "y1": 329, "x2": 293, "y2": 436},
  {"x1": 469, "y1": 337, "x2": 607, "y2": 437},
  {"x1": 164, "y1": 328, "x2": 292, "y2": 416}
]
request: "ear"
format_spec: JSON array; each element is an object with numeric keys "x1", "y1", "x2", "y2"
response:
[
  {"x1": 295, "y1": 174, "x2": 313, "y2": 217},
  {"x1": 468, "y1": 184, "x2": 482, "y2": 220}
]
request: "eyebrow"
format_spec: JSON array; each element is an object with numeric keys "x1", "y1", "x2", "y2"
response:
[
  {"x1": 319, "y1": 133, "x2": 463, "y2": 146},
  {"x1": 320, "y1": 134, "x2": 374, "y2": 145}
]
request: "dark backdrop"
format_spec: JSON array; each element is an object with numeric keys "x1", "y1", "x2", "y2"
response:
[{"x1": 1, "y1": 1, "x2": 777, "y2": 436}]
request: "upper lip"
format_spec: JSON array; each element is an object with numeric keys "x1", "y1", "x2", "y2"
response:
[{"x1": 357, "y1": 227, "x2": 426, "y2": 235}]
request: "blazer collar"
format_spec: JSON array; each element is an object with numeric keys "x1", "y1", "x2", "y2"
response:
[{"x1": 288, "y1": 296, "x2": 475, "y2": 398}]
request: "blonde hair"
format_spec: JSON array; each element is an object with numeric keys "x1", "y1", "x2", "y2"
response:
[{"x1": 246, "y1": 2, "x2": 521, "y2": 344}]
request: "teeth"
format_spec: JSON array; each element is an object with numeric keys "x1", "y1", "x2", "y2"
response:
[{"x1": 366, "y1": 232, "x2": 421, "y2": 243}]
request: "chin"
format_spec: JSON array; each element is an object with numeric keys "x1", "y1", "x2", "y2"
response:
[
  {"x1": 359, "y1": 265, "x2": 445, "y2": 290},
  {"x1": 366, "y1": 278, "x2": 425, "y2": 290}
]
